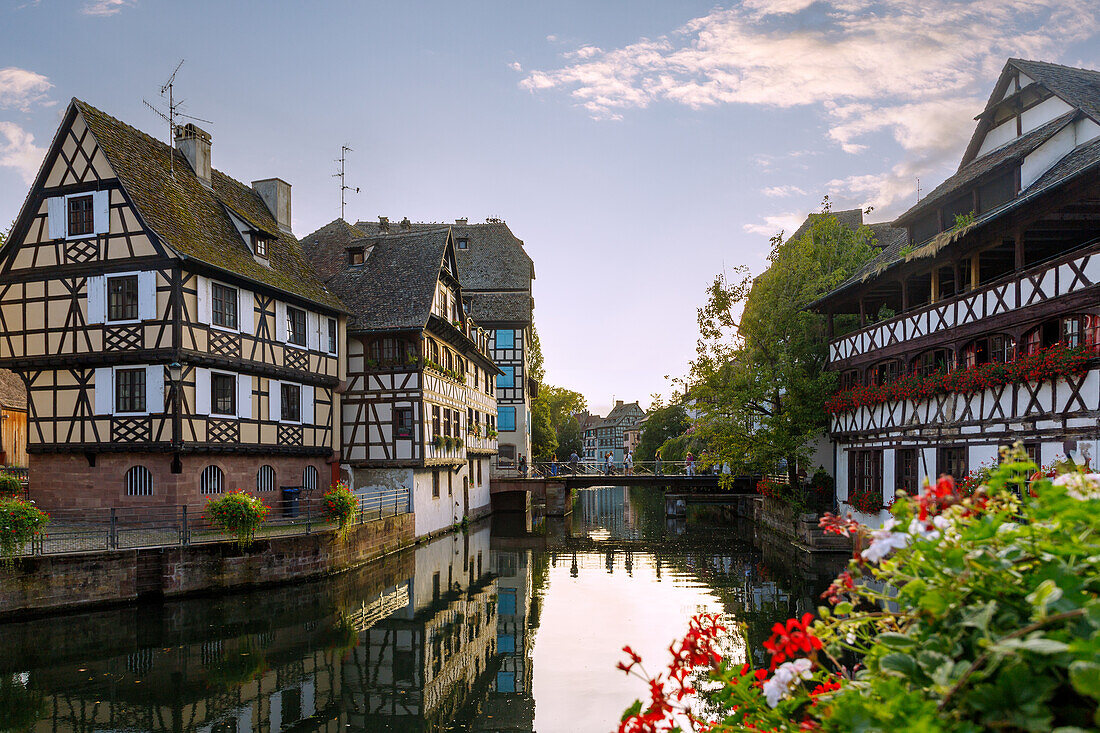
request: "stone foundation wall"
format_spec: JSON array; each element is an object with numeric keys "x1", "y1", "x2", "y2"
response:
[
  {"x1": 29, "y1": 452, "x2": 332, "y2": 512},
  {"x1": 755, "y1": 496, "x2": 851, "y2": 552},
  {"x1": 0, "y1": 513, "x2": 414, "y2": 620}
]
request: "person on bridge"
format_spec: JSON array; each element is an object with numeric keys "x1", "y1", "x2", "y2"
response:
[
  {"x1": 605, "y1": 452, "x2": 614, "y2": 475},
  {"x1": 625, "y1": 451, "x2": 634, "y2": 475},
  {"x1": 686, "y1": 451, "x2": 696, "y2": 476},
  {"x1": 569, "y1": 451, "x2": 579, "y2": 474},
  {"x1": 655, "y1": 449, "x2": 663, "y2": 476},
  {"x1": 519, "y1": 455, "x2": 528, "y2": 478},
  {"x1": 550, "y1": 457, "x2": 559, "y2": 476}
]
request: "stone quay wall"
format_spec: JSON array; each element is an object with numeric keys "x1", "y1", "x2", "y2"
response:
[
  {"x1": 754, "y1": 496, "x2": 851, "y2": 553},
  {"x1": 0, "y1": 514, "x2": 414, "y2": 620}
]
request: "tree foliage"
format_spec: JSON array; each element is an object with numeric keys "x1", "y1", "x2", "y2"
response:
[
  {"x1": 687, "y1": 202, "x2": 880, "y2": 484},
  {"x1": 636, "y1": 400, "x2": 690, "y2": 461},
  {"x1": 525, "y1": 325, "x2": 588, "y2": 460}
]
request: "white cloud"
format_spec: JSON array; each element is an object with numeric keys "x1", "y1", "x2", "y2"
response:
[
  {"x1": 742, "y1": 210, "x2": 805, "y2": 237},
  {"x1": 82, "y1": 0, "x2": 133, "y2": 16},
  {"x1": 509, "y1": 61, "x2": 523, "y2": 72},
  {"x1": 0, "y1": 122, "x2": 45, "y2": 184},
  {"x1": 762, "y1": 184, "x2": 806, "y2": 198},
  {"x1": 0, "y1": 68, "x2": 52, "y2": 112}
]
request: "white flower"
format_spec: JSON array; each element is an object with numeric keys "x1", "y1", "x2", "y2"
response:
[
  {"x1": 861, "y1": 518, "x2": 909, "y2": 563},
  {"x1": 845, "y1": 631, "x2": 856, "y2": 644},
  {"x1": 1053, "y1": 472, "x2": 1100, "y2": 501},
  {"x1": 762, "y1": 658, "x2": 813, "y2": 708}
]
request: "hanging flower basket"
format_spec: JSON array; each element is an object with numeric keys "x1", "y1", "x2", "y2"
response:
[
  {"x1": 205, "y1": 491, "x2": 270, "y2": 549},
  {"x1": 322, "y1": 482, "x2": 358, "y2": 540},
  {"x1": 0, "y1": 497, "x2": 49, "y2": 566}
]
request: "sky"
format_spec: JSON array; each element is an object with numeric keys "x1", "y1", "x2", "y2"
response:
[{"x1": 2, "y1": 1, "x2": 1099, "y2": 417}]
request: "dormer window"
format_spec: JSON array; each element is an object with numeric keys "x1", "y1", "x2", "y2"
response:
[
  {"x1": 68, "y1": 195, "x2": 94, "y2": 237},
  {"x1": 252, "y1": 235, "x2": 268, "y2": 258},
  {"x1": 348, "y1": 248, "x2": 365, "y2": 265},
  {"x1": 457, "y1": 238, "x2": 469, "y2": 250}
]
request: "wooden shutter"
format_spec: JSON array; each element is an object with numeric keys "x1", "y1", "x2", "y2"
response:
[
  {"x1": 301, "y1": 384, "x2": 314, "y2": 425},
  {"x1": 239, "y1": 289, "x2": 254, "y2": 335},
  {"x1": 47, "y1": 197, "x2": 66, "y2": 239},
  {"x1": 196, "y1": 276, "x2": 210, "y2": 324},
  {"x1": 146, "y1": 365, "x2": 165, "y2": 413},
  {"x1": 237, "y1": 374, "x2": 252, "y2": 419},
  {"x1": 307, "y1": 312, "x2": 319, "y2": 351},
  {"x1": 86, "y1": 275, "x2": 105, "y2": 324},
  {"x1": 93, "y1": 190, "x2": 110, "y2": 234},
  {"x1": 94, "y1": 367, "x2": 113, "y2": 414},
  {"x1": 275, "y1": 302, "x2": 287, "y2": 342},
  {"x1": 268, "y1": 379, "x2": 281, "y2": 421},
  {"x1": 138, "y1": 271, "x2": 156, "y2": 321},
  {"x1": 195, "y1": 367, "x2": 210, "y2": 415}
]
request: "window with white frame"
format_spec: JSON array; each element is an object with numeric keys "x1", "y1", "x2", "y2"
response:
[
  {"x1": 303, "y1": 466, "x2": 318, "y2": 492},
  {"x1": 281, "y1": 383, "x2": 302, "y2": 422},
  {"x1": 96, "y1": 365, "x2": 164, "y2": 416},
  {"x1": 48, "y1": 190, "x2": 109, "y2": 240},
  {"x1": 199, "y1": 465, "x2": 224, "y2": 495},
  {"x1": 326, "y1": 317, "x2": 338, "y2": 354},
  {"x1": 287, "y1": 306, "x2": 307, "y2": 346},
  {"x1": 211, "y1": 372, "x2": 236, "y2": 416},
  {"x1": 107, "y1": 275, "x2": 139, "y2": 321},
  {"x1": 125, "y1": 465, "x2": 153, "y2": 496},
  {"x1": 257, "y1": 465, "x2": 276, "y2": 492},
  {"x1": 115, "y1": 368, "x2": 146, "y2": 413}
]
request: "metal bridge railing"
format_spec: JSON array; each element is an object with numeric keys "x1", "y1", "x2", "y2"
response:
[{"x1": 10, "y1": 486, "x2": 412, "y2": 558}]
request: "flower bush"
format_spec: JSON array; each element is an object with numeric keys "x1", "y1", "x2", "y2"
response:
[
  {"x1": 845, "y1": 485, "x2": 884, "y2": 514},
  {"x1": 205, "y1": 491, "x2": 269, "y2": 549},
  {"x1": 0, "y1": 497, "x2": 48, "y2": 565},
  {"x1": 825, "y1": 343, "x2": 1092, "y2": 415},
  {"x1": 322, "y1": 481, "x2": 358, "y2": 540},
  {"x1": 617, "y1": 445, "x2": 1100, "y2": 731},
  {"x1": 0, "y1": 472, "x2": 22, "y2": 497}
]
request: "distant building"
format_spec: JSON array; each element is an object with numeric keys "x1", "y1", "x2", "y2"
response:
[
  {"x1": 0, "y1": 369, "x2": 27, "y2": 467},
  {"x1": 575, "y1": 411, "x2": 602, "y2": 462},
  {"x1": 623, "y1": 415, "x2": 647, "y2": 457},
  {"x1": 302, "y1": 223, "x2": 499, "y2": 537},
  {"x1": 595, "y1": 401, "x2": 645, "y2": 464},
  {"x1": 353, "y1": 219, "x2": 535, "y2": 474}
]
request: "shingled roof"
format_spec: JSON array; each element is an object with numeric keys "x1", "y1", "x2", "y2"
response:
[
  {"x1": 324, "y1": 228, "x2": 452, "y2": 332},
  {"x1": 466, "y1": 292, "x2": 533, "y2": 323},
  {"x1": 1010, "y1": 59, "x2": 1100, "y2": 129},
  {"x1": 354, "y1": 220, "x2": 535, "y2": 292},
  {"x1": 72, "y1": 99, "x2": 343, "y2": 311},
  {"x1": 598, "y1": 401, "x2": 645, "y2": 428},
  {"x1": 300, "y1": 218, "x2": 367, "y2": 282}
]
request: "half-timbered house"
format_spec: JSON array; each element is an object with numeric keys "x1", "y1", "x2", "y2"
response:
[
  {"x1": 303, "y1": 223, "x2": 499, "y2": 537},
  {"x1": 812, "y1": 59, "x2": 1100, "y2": 519},
  {"x1": 349, "y1": 218, "x2": 536, "y2": 474},
  {"x1": 0, "y1": 99, "x2": 346, "y2": 510}
]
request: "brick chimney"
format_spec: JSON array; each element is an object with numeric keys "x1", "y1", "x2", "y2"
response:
[
  {"x1": 252, "y1": 178, "x2": 292, "y2": 233},
  {"x1": 379, "y1": 216, "x2": 389, "y2": 232},
  {"x1": 399, "y1": 216, "x2": 411, "y2": 231},
  {"x1": 175, "y1": 123, "x2": 211, "y2": 188},
  {"x1": 455, "y1": 217, "x2": 468, "y2": 226},
  {"x1": 616, "y1": 400, "x2": 624, "y2": 407}
]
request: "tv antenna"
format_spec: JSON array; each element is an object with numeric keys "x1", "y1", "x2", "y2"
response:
[
  {"x1": 143, "y1": 59, "x2": 212, "y2": 177},
  {"x1": 333, "y1": 145, "x2": 359, "y2": 220},
  {"x1": 916, "y1": 177, "x2": 922, "y2": 203}
]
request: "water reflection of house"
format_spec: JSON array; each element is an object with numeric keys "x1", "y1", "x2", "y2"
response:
[
  {"x1": 472, "y1": 547, "x2": 537, "y2": 731},
  {"x1": 341, "y1": 523, "x2": 498, "y2": 731}
]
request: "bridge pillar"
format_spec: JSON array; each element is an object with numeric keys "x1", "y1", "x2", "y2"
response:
[
  {"x1": 665, "y1": 495, "x2": 687, "y2": 517},
  {"x1": 544, "y1": 482, "x2": 572, "y2": 517}
]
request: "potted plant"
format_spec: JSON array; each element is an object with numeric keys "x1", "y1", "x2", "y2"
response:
[
  {"x1": 206, "y1": 491, "x2": 270, "y2": 549},
  {"x1": 0, "y1": 473, "x2": 22, "y2": 497},
  {"x1": 321, "y1": 481, "x2": 358, "y2": 540},
  {"x1": 434, "y1": 435, "x2": 445, "y2": 450},
  {"x1": 454, "y1": 437, "x2": 464, "y2": 450},
  {"x1": 0, "y1": 497, "x2": 48, "y2": 565}
]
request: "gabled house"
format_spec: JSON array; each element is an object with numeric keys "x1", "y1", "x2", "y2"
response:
[
  {"x1": 595, "y1": 401, "x2": 645, "y2": 464},
  {"x1": 302, "y1": 223, "x2": 499, "y2": 537},
  {"x1": 352, "y1": 218, "x2": 536, "y2": 473},
  {"x1": 812, "y1": 59, "x2": 1100, "y2": 518},
  {"x1": 0, "y1": 99, "x2": 346, "y2": 510}
]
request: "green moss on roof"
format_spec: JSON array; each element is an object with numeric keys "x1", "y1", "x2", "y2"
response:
[{"x1": 73, "y1": 99, "x2": 344, "y2": 311}]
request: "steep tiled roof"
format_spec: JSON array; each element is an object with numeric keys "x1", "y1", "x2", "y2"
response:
[
  {"x1": 299, "y1": 218, "x2": 366, "y2": 282},
  {"x1": 73, "y1": 99, "x2": 343, "y2": 311},
  {"x1": 0, "y1": 369, "x2": 26, "y2": 411},
  {"x1": 466, "y1": 292, "x2": 533, "y2": 324},
  {"x1": 598, "y1": 402, "x2": 645, "y2": 428},
  {"x1": 324, "y1": 228, "x2": 451, "y2": 332},
  {"x1": 1011, "y1": 58, "x2": 1100, "y2": 126},
  {"x1": 354, "y1": 220, "x2": 535, "y2": 293},
  {"x1": 894, "y1": 110, "x2": 1076, "y2": 226}
]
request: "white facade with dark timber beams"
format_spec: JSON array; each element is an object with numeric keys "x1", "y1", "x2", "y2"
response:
[
  {"x1": 301, "y1": 222, "x2": 499, "y2": 538},
  {"x1": 0, "y1": 99, "x2": 347, "y2": 511},
  {"x1": 812, "y1": 59, "x2": 1100, "y2": 522}
]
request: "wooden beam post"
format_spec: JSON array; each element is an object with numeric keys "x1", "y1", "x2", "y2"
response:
[
  {"x1": 930, "y1": 268, "x2": 940, "y2": 303},
  {"x1": 1014, "y1": 229, "x2": 1025, "y2": 270},
  {"x1": 971, "y1": 252, "x2": 980, "y2": 289},
  {"x1": 859, "y1": 299, "x2": 866, "y2": 327},
  {"x1": 901, "y1": 279, "x2": 910, "y2": 311},
  {"x1": 826, "y1": 311, "x2": 834, "y2": 339}
]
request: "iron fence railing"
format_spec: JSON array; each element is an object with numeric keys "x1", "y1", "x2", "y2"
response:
[
  {"x1": 513, "y1": 460, "x2": 722, "y2": 478},
  {"x1": 11, "y1": 486, "x2": 411, "y2": 558}
]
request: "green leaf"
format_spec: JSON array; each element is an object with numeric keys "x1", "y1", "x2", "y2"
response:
[
  {"x1": 1069, "y1": 661, "x2": 1100, "y2": 699},
  {"x1": 1026, "y1": 579, "x2": 1063, "y2": 614},
  {"x1": 621, "y1": 700, "x2": 642, "y2": 721},
  {"x1": 833, "y1": 601, "x2": 853, "y2": 615},
  {"x1": 960, "y1": 601, "x2": 997, "y2": 632},
  {"x1": 879, "y1": 652, "x2": 919, "y2": 677},
  {"x1": 878, "y1": 632, "x2": 918, "y2": 649},
  {"x1": 919, "y1": 590, "x2": 950, "y2": 614},
  {"x1": 995, "y1": 637, "x2": 1070, "y2": 655}
]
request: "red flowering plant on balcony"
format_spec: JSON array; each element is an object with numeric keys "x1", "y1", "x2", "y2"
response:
[
  {"x1": 845, "y1": 486, "x2": 884, "y2": 514},
  {"x1": 616, "y1": 444, "x2": 1100, "y2": 731},
  {"x1": 825, "y1": 343, "x2": 1092, "y2": 415}
]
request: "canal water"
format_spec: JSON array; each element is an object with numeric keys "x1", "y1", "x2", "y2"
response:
[{"x1": 0, "y1": 486, "x2": 844, "y2": 733}]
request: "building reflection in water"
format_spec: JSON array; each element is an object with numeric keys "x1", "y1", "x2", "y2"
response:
[{"x1": 0, "y1": 485, "x2": 841, "y2": 733}]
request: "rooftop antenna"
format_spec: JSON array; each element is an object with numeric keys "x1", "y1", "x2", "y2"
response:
[
  {"x1": 143, "y1": 59, "x2": 212, "y2": 177},
  {"x1": 333, "y1": 145, "x2": 359, "y2": 220},
  {"x1": 916, "y1": 177, "x2": 922, "y2": 203}
]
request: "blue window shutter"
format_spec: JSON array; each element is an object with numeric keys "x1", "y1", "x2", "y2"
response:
[
  {"x1": 500, "y1": 366, "x2": 514, "y2": 388},
  {"x1": 499, "y1": 407, "x2": 516, "y2": 432},
  {"x1": 496, "y1": 329, "x2": 514, "y2": 349}
]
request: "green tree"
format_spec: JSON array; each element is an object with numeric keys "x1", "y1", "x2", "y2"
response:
[
  {"x1": 688, "y1": 203, "x2": 880, "y2": 487},
  {"x1": 555, "y1": 416, "x2": 582, "y2": 460},
  {"x1": 531, "y1": 382, "x2": 587, "y2": 461},
  {"x1": 530, "y1": 396, "x2": 557, "y2": 461},
  {"x1": 636, "y1": 402, "x2": 690, "y2": 461}
]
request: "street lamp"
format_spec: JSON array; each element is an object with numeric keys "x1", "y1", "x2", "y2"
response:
[
  {"x1": 167, "y1": 361, "x2": 183, "y2": 384},
  {"x1": 168, "y1": 362, "x2": 183, "y2": 473}
]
